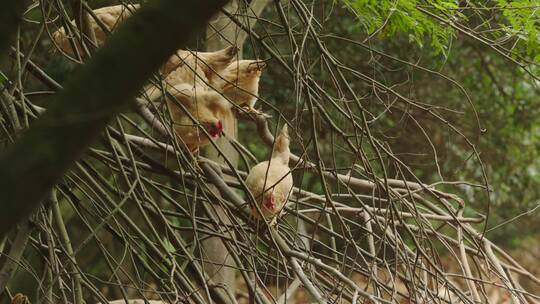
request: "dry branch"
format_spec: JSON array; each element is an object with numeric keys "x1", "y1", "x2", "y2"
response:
[
  {"x1": 0, "y1": 1, "x2": 538, "y2": 303},
  {"x1": 0, "y1": 0, "x2": 227, "y2": 236}
]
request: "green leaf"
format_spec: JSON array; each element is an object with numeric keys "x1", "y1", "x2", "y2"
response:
[{"x1": 0, "y1": 71, "x2": 7, "y2": 87}]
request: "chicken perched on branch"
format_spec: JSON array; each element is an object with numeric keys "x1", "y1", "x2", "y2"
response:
[
  {"x1": 149, "y1": 84, "x2": 230, "y2": 151},
  {"x1": 52, "y1": 4, "x2": 237, "y2": 81},
  {"x1": 153, "y1": 46, "x2": 238, "y2": 92},
  {"x1": 246, "y1": 125, "x2": 293, "y2": 224},
  {"x1": 213, "y1": 60, "x2": 266, "y2": 113},
  {"x1": 162, "y1": 46, "x2": 238, "y2": 83},
  {"x1": 52, "y1": 4, "x2": 139, "y2": 55}
]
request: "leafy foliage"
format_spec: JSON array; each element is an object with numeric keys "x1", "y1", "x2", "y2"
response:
[
  {"x1": 262, "y1": 1, "x2": 540, "y2": 246},
  {"x1": 2, "y1": 0, "x2": 540, "y2": 302},
  {"x1": 342, "y1": 0, "x2": 540, "y2": 64},
  {"x1": 495, "y1": 0, "x2": 540, "y2": 60},
  {"x1": 341, "y1": 0, "x2": 459, "y2": 55}
]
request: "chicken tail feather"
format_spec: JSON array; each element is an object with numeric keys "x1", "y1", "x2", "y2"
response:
[{"x1": 272, "y1": 124, "x2": 290, "y2": 164}]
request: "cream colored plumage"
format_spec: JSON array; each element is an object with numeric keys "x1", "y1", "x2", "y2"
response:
[
  {"x1": 52, "y1": 4, "x2": 237, "y2": 82},
  {"x1": 52, "y1": 4, "x2": 139, "y2": 55},
  {"x1": 162, "y1": 46, "x2": 238, "y2": 84},
  {"x1": 213, "y1": 60, "x2": 266, "y2": 112},
  {"x1": 150, "y1": 83, "x2": 231, "y2": 151},
  {"x1": 144, "y1": 47, "x2": 237, "y2": 99},
  {"x1": 246, "y1": 125, "x2": 293, "y2": 222}
]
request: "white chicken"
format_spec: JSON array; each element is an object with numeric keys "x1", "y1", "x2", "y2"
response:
[
  {"x1": 149, "y1": 83, "x2": 230, "y2": 151},
  {"x1": 245, "y1": 125, "x2": 293, "y2": 223},
  {"x1": 52, "y1": 4, "x2": 237, "y2": 82},
  {"x1": 162, "y1": 46, "x2": 238, "y2": 84},
  {"x1": 52, "y1": 4, "x2": 139, "y2": 56},
  {"x1": 144, "y1": 47, "x2": 238, "y2": 101},
  {"x1": 213, "y1": 59, "x2": 266, "y2": 113}
]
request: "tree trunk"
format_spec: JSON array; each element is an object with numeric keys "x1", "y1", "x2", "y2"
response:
[
  {"x1": 202, "y1": 0, "x2": 269, "y2": 296},
  {"x1": 202, "y1": 0, "x2": 241, "y2": 293}
]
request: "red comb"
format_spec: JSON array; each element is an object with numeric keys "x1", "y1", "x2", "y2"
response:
[
  {"x1": 264, "y1": 193, "x2": 275, "y2": 210},
  {"x1": 209, "y1": 121, "x2": 224, "y2": 138}
]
